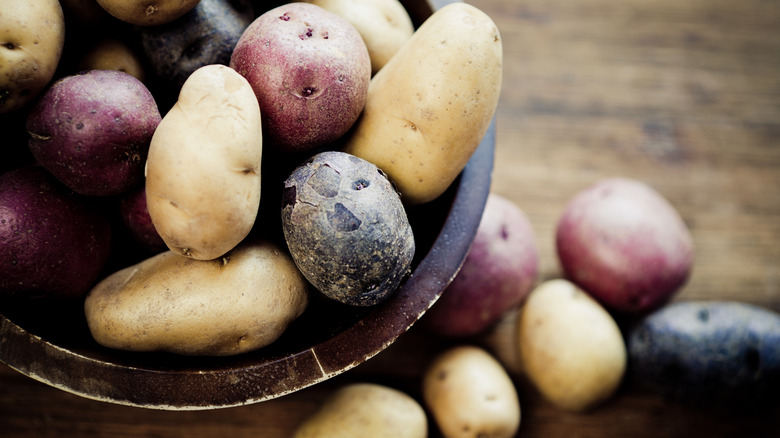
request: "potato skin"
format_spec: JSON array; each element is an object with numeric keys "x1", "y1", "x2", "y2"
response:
[
  {"x1": 146, "y1": 64, "x2": 262, "y2": 261},
  {"x1": 0, "y1": 0, "x2": 65, "y2": 114},
  {"x1": 423, "y1": 345, "x2": 521, "y2": 438},
  {"x1": 304, "y1": 0, "x2": 413, "y2": 74},
  {"x1": 293, "y1": 383, "x2": 427, "y2": 438},
  {"x1": 95, "y1": 0, "x2": 201, "y2": 26},
  {"x1": 517, "y1": 279, "x2": 627, "y2": 412},
  {"x1": 230, "y1": 2, "x2": 371, "y2": 153},
  {"x1": 0, "y1": 166, "x2": 112, "y2": 298},
  {"x1": 77, "y1": 39, "x2": 146, "y2": 82},
  {"x1": 343, "y1": 2, "x2": 503, "y2": 205},
  {"x1": 627, "y1": 300, "x2": 780, "y2": 410},
  {"x1": 26, "y1": 70, "x2": 161, "y2": 196},
  {"x1": 84, "y1": 240, "x2": 309, "y2": 356},
  {"x1": 423, "y1": 193, "x2": 539, "y2": 337},
  {"x1": 281, "y1": 151, "x2": 414, "y2": 306},
  {"x1": 556, "y1": 177, "x2": 694, "y2": 313}
]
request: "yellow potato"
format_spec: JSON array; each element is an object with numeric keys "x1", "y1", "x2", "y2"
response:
[
  {"x1": 293, "y1": 383, "x2": 427, "y2": 438},
  {"x1": 423, "y1": 346, "x2": 520, "y2": 438},
  {"x1": 84, "y1": 240, "x2": 309, "y2": 356},
  {"x1": 0, "y1": 0, "x2": 65, "y2": 114},
  {"x1": 77, "y1": 39, "x2": 146, "y2": 82},
  {"x1": 95, "y1": 0, "x2": 200, "y2": 26},
  {"x1": 304, "y1": 0, "x2": 414, "y2": 74},
  {"x1": 343, "y1": 2, "x2": 502, "y2": 204},
  {"x1": 146, "y1": 64, "x2": 262, "y2": 261},
  {"x1": 516, "y1": 279, "x2": 627, "y2": 412}
]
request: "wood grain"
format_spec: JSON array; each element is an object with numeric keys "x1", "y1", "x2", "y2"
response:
[{"x1": 2, "y1": 0, "x2": 779, "y2": 436}]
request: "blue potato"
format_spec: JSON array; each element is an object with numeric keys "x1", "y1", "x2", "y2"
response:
[
  {"x1": 138, "y1": 0, "x2": 254, "y2": 88},
  {"x1": 627, "y1": 301, "x2": 780, "y2": 410}
]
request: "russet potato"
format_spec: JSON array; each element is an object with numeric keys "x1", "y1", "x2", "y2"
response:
[{"x1": 84, "y1": 240, "x2": 309, "y2": 356}]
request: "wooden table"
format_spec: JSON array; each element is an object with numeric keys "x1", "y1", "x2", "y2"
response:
[{"x1": 2, "y1": 0, "x2": 779, "y2": 436}]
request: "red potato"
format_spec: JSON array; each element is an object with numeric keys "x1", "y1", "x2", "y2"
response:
[
  {"x1": 26, "y1": 70, "x2": 161, "y2": 197},
  {"x1": 423, "y1": 193, "x2": 539, "y2": 337},
  {"x1": 556, "y1": 177, "x2": 694, "y2": 314},
  {"x1": 230, "y1": 2, "x2": 371, "y2": 153},
  {"x1": 0, "y1": 166, "x2": 112, "y2": 298},
  {"x1": 119, "y1": 185, "x2": 167, "y2": 253}
]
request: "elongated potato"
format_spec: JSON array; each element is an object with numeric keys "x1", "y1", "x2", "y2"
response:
[
  {"x1": 84, "y1": 240, "x2": 309, "y2": 356},
  {"x1": 293, "y1": 383, "x2": 427, "y2": 438},
  {"x1": 343, "y1": 2, "x2": 502, "y2": 204},
  {"x1": 423, "y1": 346, "x2": 521, "y2": 438},
  {"x1": 517, "y1": 279, "x2": 627, "y2": 412},
  {"x1": 146, "y1": 64, "x2": 262, "y2": 260}
]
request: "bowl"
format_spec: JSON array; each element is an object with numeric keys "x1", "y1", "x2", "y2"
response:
[{"x1": 0, "y1": 0, "x2": 495, "y2": 410}]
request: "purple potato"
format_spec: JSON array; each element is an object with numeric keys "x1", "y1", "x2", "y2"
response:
[
  {"x1": 628, "y1": 300, "x2": 780, "y2": 410},
  {"x1": 0, "y1": 166, "x2": 112, "y2": 298},
  {"x1": 139, "y1": 0, "x2": 254, "y2": 89},
  {"x1": 281, "y1": 151, "x2": 414, "y2": 306},
  {"x1": 26, "y1": 70, "x2": 161, "y2": 197}
]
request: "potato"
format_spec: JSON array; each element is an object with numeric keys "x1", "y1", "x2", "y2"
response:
[
  {"x1": 119, "y1": 185, "x2": 167, "y2": 253},
  {"x1": 26, "y1": 70, "x2": 161, "y2": 197},
  {"x1": 293, "y1": 383, "x2": 427, "y2": 438},
  {"x1": 627, "y1": 300, "x2": 780, "y2": 410},
  {"x1": 139, "y1": 0, "x2": 254, "y2": 89},
  {"x1": 281, "y1": 151, "x2": 415, "y2": 306},
  {"x1": 517, "y1": 279, "x2": 626, "y2": 412},
  {"x1": 0, "y1": 0, "x2": 65, "y2": 114},
  {"x1": 343, "y1": 2, "x2": 502, "y2": 205},
  {"x1": 230, "y1": 2, "x2": 371, "y2": 153},
  {"x1": 304, "y1": 0, "x2": 414, "y2": 74},
  {"x1": 145, "y1": 64, "x2": 262, "y2": 261},
  {"x1": 84, "y1": 240, "x2": 309, "y2": 356},
  {"x1": 0, "y1": 166, "x2": 112, "y2": 298},
  {"x1": 76, "y1": 39, "x2": 146, "y2": 82},
  {"x1": 95, "y1": 0, "x2": 201, "y2": 26},
  {"x1": 423, "y1": 345, "x2": 520, "y2": 438},
  {"x1": 423, "y1": 193, "x2": 539, "y2": 337},
  {"x1": 556, "y1": 177, "x2": 694, "y2": 313}
]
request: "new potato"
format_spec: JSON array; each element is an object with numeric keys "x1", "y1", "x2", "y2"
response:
[
  {"x1": 343, "y1": 2, "x2": 503, "y2": 204},
  {"x1": 145, "y1": 64, "x2": 262, "y2": 261},
  {"x1": 0, "y1": 0, "x2": 65, "y2": 114},
  {"x1": 517, "y1": 279, "x2": 627, "y2": 412},
  {"x1": 423, "y1": 346, "x2": 521, "y2": 438},
  {"x1": 293, "y1": 383, "x2": 427, "y2": 438},
  {"x1": 95, "y1": 0, "x2": 201, "y2": 26},
  {"x1": 84, "y1": 240, "x2": 309, "y2": 356}
]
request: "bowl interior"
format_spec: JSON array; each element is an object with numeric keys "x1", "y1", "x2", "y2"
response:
[{"x1": 0, "y1": 0, "x2": 495, "y2": 410}]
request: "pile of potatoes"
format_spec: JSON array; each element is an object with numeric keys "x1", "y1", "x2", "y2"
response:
[{"x1": 1, "y1": 0, "x2": 502, "y2": 356}]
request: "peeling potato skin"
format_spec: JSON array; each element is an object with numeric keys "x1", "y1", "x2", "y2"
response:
[{"x1": 281, "y1": 151, "x2": 414, "y2": 306}]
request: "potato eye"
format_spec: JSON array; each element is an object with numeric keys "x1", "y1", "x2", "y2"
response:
[{"x1": 352, "y1": 179, "x2": 370, "y2": 190}]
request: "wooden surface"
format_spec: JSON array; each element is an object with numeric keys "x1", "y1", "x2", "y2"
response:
[{"x1": 2, "y1": 0, "x2": 780, "y2": 436}]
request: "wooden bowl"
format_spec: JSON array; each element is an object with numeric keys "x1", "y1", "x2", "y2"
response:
[{"x1": 0, "y1": 0, "x2": 494, "y2": 410}]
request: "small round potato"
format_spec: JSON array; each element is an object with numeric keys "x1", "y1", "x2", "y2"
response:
[
  {"x1": 95, "y1": 0, "x2": 201, "y2": 26},
  {"x1": 77, "y1": 39, "x2": 146, "y2": 82},
  {"x1": 293, "y1": 383, "x2": 428, "y2": 438},
  {"x1": 146, "y1": 64, "x2": 262, "y2": 261},
  {"x1": 84, "y1": 240, "x2": 309, "y2": 356},
  {"x1": 517, "y1": 279, "x2": 627, "y2": 412},
  {"x1": 0, "y1": 0, "x2": 65, "y2": 114},
  {"x1": 423, "y1": 345, "x2": 521, "y2": 438}
]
